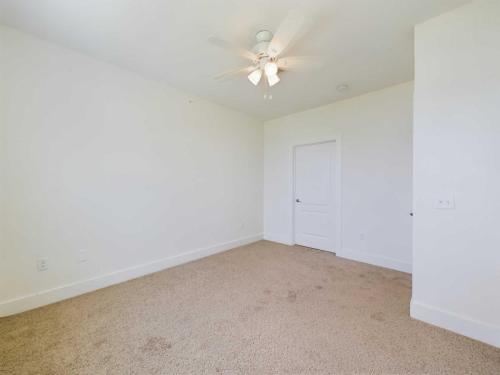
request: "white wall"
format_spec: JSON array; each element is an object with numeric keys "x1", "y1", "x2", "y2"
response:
[
  {"x1": 411, "y1": 1, "x2": 500, "y2": 348},
  {"x1": 0, "y1": 26, "x2": 263, "y2": 316},
  {"x1": 264, "y1": 82, "x2": 413, "y2": 273}
]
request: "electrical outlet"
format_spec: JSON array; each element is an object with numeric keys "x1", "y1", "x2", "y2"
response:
[
  {"x1": 37, "y1": 257, "x2": 48, "y2": 271},
  {"x1": 78, "y1": 250, "x2": 88, "y2": 263}
]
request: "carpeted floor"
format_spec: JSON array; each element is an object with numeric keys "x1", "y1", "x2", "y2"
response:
[{"x1": 1, "y1": 241, "x2": 499, "y2": 374}]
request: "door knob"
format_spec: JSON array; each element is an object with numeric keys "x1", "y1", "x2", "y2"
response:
[{"x1": 295, "y1": 198, "x2": 301, "y2": 203}]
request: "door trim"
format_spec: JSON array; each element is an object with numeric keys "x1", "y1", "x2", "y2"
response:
[{"x1": 292, "y1": 138, "x2": 342, "y2": 253}]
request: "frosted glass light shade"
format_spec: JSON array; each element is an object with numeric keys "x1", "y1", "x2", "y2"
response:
[
  {"x1": 248, "y1": 69, "x2": 262, "y2": 85},
  {"x1": 267, "y1": 73, "x2": 280, "y2": 87},
  {"x1": 264, "y1": 62, "x2": 278, "y2": 77}
]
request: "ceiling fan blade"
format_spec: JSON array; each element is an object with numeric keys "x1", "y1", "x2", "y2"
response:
[
  {"x1": 267, "y1": 10, "x2": 306, "y2": 58},
  {"x1": 214, "y1": 66, "x2": 256, "y2": 81},
  {"x1": 277, "y1": 56, "x2": 324, "y2": 71},
  {"x1": 208, "y1": 36, "x2": 257, "y2": 61}
]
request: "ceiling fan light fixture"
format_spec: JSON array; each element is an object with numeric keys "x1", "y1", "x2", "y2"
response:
[
  {"x1": 264, "y1": 62, "x2": 278, "y2": 77},
  {"x1": 248, "y1": 69, "x2": 262, "y2": 85},
  {"x1": 267, "y1": 73, "x2": 280, "y2": 87},
  {"x1": 211, "y1": 11, "x2": 314, "y2": 89}
]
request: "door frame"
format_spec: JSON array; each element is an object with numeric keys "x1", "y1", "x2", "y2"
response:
[{"x1": 291, "y1": 138, "x2": 342, "y2": 253}]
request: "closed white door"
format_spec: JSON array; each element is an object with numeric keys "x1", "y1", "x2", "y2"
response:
[{"x1": 294, "y1": 141, "x2": 337, "y2": 252}]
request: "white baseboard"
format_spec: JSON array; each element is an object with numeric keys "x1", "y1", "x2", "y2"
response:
[
  {"x1": 336, "y1": 248, "x2": 412, "y2": 273},
  {"x1": 411, "y1": 299, "x2": 500, "y2": 348},
  {"x1": 0, "y1": 234, "x2": 262, "y2": 317},
  {"x1": 263, "y1": 233, "x2": 294, "y2": 246}
]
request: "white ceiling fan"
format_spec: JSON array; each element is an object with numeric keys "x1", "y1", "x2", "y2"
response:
[{"x1": 209, "y1": 10, "x2": 322, "y2": 88}]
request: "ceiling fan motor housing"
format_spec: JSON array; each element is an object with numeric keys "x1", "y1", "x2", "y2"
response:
[{"x1": 253, "y1": 30, "x2": 273, "y2": 57}]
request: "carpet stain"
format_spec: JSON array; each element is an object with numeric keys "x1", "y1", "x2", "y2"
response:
[
  {"x1": 257, "y1": 298, "x2": 269, "y2": 305},
  {"x1": 99, "y1": 354, "x2": 112, "y2": 365},
  {"x1": 287, "y1": 290, "x2": 297, "y2": 303},
  {"x1": 315, "y1": 285, "x2": 323, "y2": 290},
  {"x1": 94, "y1": 338, "x2": 107, "y2": 348},
  {"x1": 370, "y1": 312, "x2": 386, "y2": 322},
  {"x1": 141, "y1": 336, "x2": 171, "y2": 355}
]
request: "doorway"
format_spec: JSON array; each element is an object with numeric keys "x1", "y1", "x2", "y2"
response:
[{"x1": 293, "y1": 140, "x2": 339, "y2": 252}]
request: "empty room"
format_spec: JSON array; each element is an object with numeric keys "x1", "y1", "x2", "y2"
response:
[{"x1": 1, "y1": 0, "x2": 499, "y2": 374}]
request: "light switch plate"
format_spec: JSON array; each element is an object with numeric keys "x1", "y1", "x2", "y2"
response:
[
  {"x1": 78, "y1": 250, "x2": 88, "y2": 263},
  {"x1": 436, "y1": 196, "x2": 455, "y2": 209}
]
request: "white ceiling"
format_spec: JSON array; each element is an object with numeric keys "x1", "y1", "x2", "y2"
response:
[{"x1": 0, "y1": 0, "x2": 469, "y2": 120}]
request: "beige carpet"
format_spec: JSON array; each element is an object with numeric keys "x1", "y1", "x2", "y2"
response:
[{"x1": 1, "y1": 241, "x2": 499, "y2": 374}]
